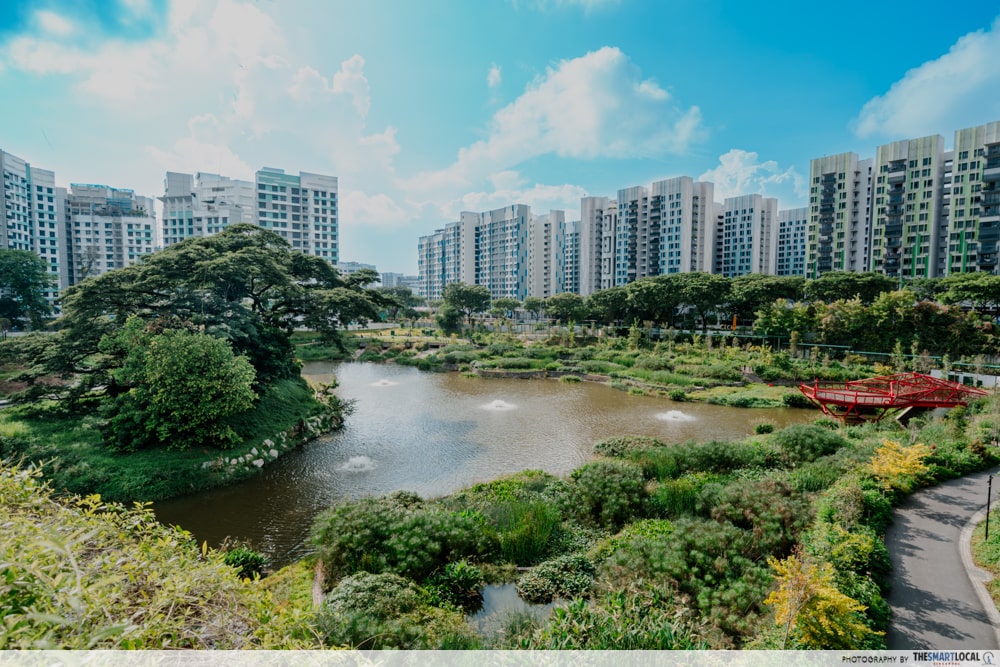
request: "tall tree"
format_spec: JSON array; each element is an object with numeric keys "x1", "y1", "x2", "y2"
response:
[
  {"x1": 522, "y1": 296, "x2": 545, "y2": 320},
  {"x1": 544, "y1": 292, "x2": 586, "y2": 324},
  {"x1": 442, "y1": 282, "x2": 491, "y2": 324},
  {"x1": 729, "y1": 274, "x2": 804, "y2": 324},
  {"x1": 676, "y1": 272, "x2": 731, "y2": 332},
  {"x1": 585, "y1": 286, "x2": 629, "y2": 325},
  {"x1": 7, "y1": 224, "x2": 385, "y2": 399},
  {"x1": 625, "y1": 276, "x2": 679, "y2": 327},
  {"x1": 804, "y1": 272, "x2": 895, "y2": 305},
  {"x1": 0, "y1": 249, "x2": 54, "y2": 330}
]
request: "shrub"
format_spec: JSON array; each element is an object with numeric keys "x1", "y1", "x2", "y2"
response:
[
  {"x1": 560, "y1": 375, "x2": 581, "y2": 383},
  {"x1": 602, "y1": 516, "x2": 773, "y2": 640},
  {"x1": 516, "y1": 554, "x2": 595, "y2": 604},
  {"x1": 773, "y1": 424, "x2": 849, "y2": 464},
  {"x1": 708, "y1": 477, "x2": 814, "y2": 559},
  {"x1": 317, "y1": 572, "x2": 478, "y2": 649},
  {"x1": 566, "y1": 460, "x2": 647, "y2": 530},
  {"x1": 311, "y1": 493, "x2": 491, "y2": 586},
  {"x1": 519, "y1": 584, "x2": 705, "y2": 649},
  {"x1": 669, "y1": 389, "x2": 687, "y2": 402},
  {"x1": 491, "y1": 357, "x2": 537, "y2": 370},
  {"x1": 426, "y1": 560, "x2": 484, "y2": 611},
  {"x1": 755, "y1": 422, "x2": 775, "y2": 435},
  {"x1": 223, "y1": 546, "x2": 269, "y2": 580},
  {"x1": 782, "y1": 392, "x2": 814, "y2": 409},
  {"x1": 593, "y1": 434, "x2": 666, "y2": 458}
]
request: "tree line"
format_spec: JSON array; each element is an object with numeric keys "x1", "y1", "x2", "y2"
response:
[{"x1": 435, "y1": 271, "x2": 1000, "y2": 358}]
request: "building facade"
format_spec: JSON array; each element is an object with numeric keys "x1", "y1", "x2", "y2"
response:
[
  {"x1": 527, "y1": 210, "x2": 565, "y2": 298},
  {"x1": 807, "y1": 153, "x2": 873, "y2": 277},
  {"x1": 160, "y1": 171, "x2": 254, "y2": 247},
  {"x1": 65, "y1": 183, "x2": 156, "y2": 285},
  {"x1": 776, "y1": 207, "x2": 808, "y2": 276},
  {"x1": 718, "y1": 194, "x2": 778, "y2": 277},
  {"x1": 0, "y1": 149, "x2": 66, "y2": 300},
  {"x1": 417, "y1": 221, "x2": 462, "y2": 300},
  {"x1": 949, "y1": 121, "x2": 1000, "y2": 274},
  {"x1": 870, "y1": 135, "x2": 949, "y2": 280}
]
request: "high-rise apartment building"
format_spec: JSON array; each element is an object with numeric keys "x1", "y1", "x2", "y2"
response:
[
  {"x1": 254, "y1": 168, "x2": 338, "y2": 261},
  {"x1": 776, "y1": 207, "x2": 808, "y2": 276},
  {"x1": 718, "y1": 194, "x2": 778, "y2": 277},
  {"x1": 528, "y1": 210, "x2": 565, "y2": 298},
  {"x1": 563, "y1": 220, "x2": 580, "y2": 295},
  {"x1": 870, "y1": 135, "x2": 949, "y2": 280},
  {"x1": 160, "y1": 167, "x2": 338, "y2": 262},
  {"x1": 65, "y1": 183, "x2": 156, "y2": 285},
  {"x1": 160, "y1": 172, "x2": 254, "y2": 247},
  {"x1": 807, "y1": 153, "x2": 873, "y2": 277},
  {"x1": 0, "y1": 149, "x2": 66, "y2": 300},
  {"x1": 417, "y1": 221, "x2": 462, "y2": 300},
  {"x1": 577, "y1": 196, "x2": 617, "y2": 295},
  {"x1": 656, "y1": 176, "x2": 716, "y2": 274},
  {"x1": 417, "y1": 205, "x2": 570, "y2": 301},
  {"x1": 948, "y1": 121, "x2": 1000, "y2": 274}
]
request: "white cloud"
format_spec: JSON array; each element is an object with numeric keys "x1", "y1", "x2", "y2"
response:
[
  {"x1": 698, "y1": 149, "x2": 806, "y2": 205},
  {"x1": 487, "y1": 63, "x2": 502, "y2": 88},
  {"x1": 854, "y1": 16, "x2": 1000, "y2": 138},
  {"x1": 459, "y1": 179, "x2": 588, "y2": 217},
  {"x1": 35, "y1": 10, "x2": 74, "y2": 37},
  {"x1": 332, "y1": 54, "x2": 371, "y2": 118},
  {"x1": 340, "y1": 191, "x2": 411, "y2": 228},
  {"x1": 407, "y1": 46, "x2": 704, "y2": 197}
]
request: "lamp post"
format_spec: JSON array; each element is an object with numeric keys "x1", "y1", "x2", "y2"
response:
[{"x1": 988, "y1": 475, "x2": 994, "y2": 541}]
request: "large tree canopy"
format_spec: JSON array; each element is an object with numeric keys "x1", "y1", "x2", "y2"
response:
[
  {"x1": 442, "y1": 282, "x2": 491, "y2": 324},
  {"x1": 8, "y1": 224, "x2": 387, "y2": 399},
  {"x1": 0, "y1": 249, "x2": 54, "y2": 330}
]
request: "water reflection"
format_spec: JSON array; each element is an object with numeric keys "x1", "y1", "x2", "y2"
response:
[{"x1": 154, "y1": 362, "x2": 815, "y2": 566}]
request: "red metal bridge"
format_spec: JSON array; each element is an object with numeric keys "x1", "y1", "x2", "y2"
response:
[{"x1": 798, "y1": 372, "x2": 989, "y2": 424}]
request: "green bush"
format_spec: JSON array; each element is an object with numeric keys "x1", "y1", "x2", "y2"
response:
[
  {"x1": 518, "y1": 584, "x2": 705, "y2": 649},
  {"x1": 634, "y1": 355, "x2": 674, "y2": 371},
  {"x1": 566, "y1": 460, "x2": 647, "y2": 530},
  {"x1": 311, "y1": 493, "x2": 491, "y2": 585},
  {"x1": 593, "y1": 434, "x2": 666, "y2": 458},
  {"x1": 559, "y1": 374, "x2": 581, "y2": 383},
  {"x1": 773, "y1": 424, "x2": 849, "y2": 464},
  {"x1": 782, "y1": 392, "x2": 814, "y2": 408},
  {"x1": 602, "y1": 516, "x2": 772, "y2": 640},
  {"x1": 516, "y1": 554, "x2": 595, "y2": 604},
  {"x1": 317, "y1": 572, "x2": 478, "y2": 649},
  {"x1": 755, "y1": 422, "x2": 775, "y2": 435},
  {"x1": 669, "y1": 389, "x2": 687, "y2": 401},
  {"x1": 708, "y1": 477, "x2": 813, "y2": 559},
  {"x1": 426, "y1": 560, "x2": 484, "y2": 611},
  {"x1": 491, "y1": 357, "x2": 537, "y2": 370},
  {"x1": 223, "y1": 546, "x2": 269, "y2": 580}
]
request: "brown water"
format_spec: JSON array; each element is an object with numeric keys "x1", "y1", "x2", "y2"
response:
[{"x1": 154, "y1": 361, "x2": 816, "y2": 566}]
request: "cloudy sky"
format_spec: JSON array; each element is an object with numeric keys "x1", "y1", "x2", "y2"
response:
[{"x1": 2, "y1": 0, "x2": 999, "y2": 273}]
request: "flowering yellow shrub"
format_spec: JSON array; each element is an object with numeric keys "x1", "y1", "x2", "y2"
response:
[{"x1": 869, "y1": 439, "x2": 931, "y2": 492}]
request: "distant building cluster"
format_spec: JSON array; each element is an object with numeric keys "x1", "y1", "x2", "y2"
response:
[
  {"x1": 0, "y1": 153, "x2": 340, "y2": 306},
  {"x1": 417, "y1": 120, "x2": 1000, "y2": 299}
]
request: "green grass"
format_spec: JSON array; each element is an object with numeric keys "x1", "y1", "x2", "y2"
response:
[{"x1": 0, "y1": 378, "x2": 332, "y2": 503}]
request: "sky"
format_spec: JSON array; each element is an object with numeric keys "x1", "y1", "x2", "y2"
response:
[{"x1": 2, "y1": 0, "x2": 1000, "y2": 274}]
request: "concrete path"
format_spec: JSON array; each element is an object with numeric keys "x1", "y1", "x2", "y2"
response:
[{"x1": 886, "y1": 467, "x2": 1000, "y2": 648}]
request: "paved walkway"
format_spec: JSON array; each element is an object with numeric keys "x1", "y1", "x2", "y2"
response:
[{"x1": 886, "y1": 466, "x2": 1000, "y2": 649}]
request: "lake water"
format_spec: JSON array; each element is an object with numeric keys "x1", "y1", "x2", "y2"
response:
[{"x1": 154, "y1": 361, "x2": 815, "y2": 565}]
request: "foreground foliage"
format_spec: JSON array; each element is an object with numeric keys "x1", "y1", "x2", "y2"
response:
[{"x1": 0, "y1": 463, "x2": 319, "y2": 649}]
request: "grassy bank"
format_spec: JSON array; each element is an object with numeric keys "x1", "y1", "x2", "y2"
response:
[
  {"x1": 0, "y1": 377, "x2": 334, "y2": 503},
  {"x1": 0, "y1": 461, "x2": 321, "y2": 649}
]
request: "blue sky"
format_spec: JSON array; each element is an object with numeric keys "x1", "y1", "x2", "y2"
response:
[{"x1": 2, "y1": 0, "x2": 999, "y2": 273}]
